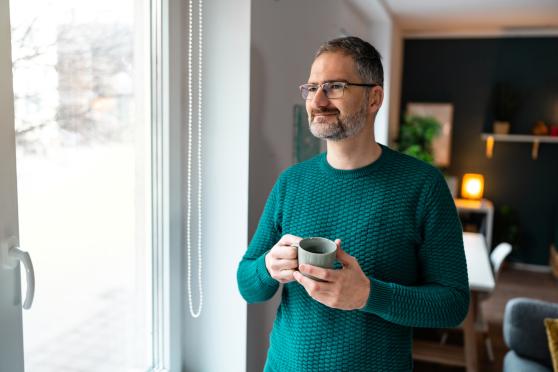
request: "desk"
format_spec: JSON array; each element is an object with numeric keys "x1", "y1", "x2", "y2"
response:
[
  {"x1": 463, "y1": 232, "x2": 495, "y2": 292},
  {"x1": 455, "y1": 199, "x2": 494, "y2": 249},
  {"x1": 462, "y1": 232, "x2": 495, "y2": 371},
  {"x1": 413, "y1": 232, "x2": 495, "y2": 372}
]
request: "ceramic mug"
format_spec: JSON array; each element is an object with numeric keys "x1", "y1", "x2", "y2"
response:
[{"x1": 294, "y1": 237, "x2": 337, "y2": 281}]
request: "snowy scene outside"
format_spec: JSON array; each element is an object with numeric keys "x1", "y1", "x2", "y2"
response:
[{"x1": 10, "y1": 0, "x2": 150, "y2": 370}]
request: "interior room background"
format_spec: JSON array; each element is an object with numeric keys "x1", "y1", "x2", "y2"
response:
[{"x1": 401, "y1": 37, "x2": 558, "y2": 265}]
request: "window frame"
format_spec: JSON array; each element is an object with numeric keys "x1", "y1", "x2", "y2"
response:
[{"x1": 149, "y1": 0, "x2": 182, "y2": 370}]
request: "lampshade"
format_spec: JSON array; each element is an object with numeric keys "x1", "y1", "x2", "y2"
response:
[{"x1": 461, "y1": 173, "x2": 484, "y2": 200}]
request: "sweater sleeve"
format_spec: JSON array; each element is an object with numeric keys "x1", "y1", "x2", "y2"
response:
[
  {"x1": 236, "y1": 177, "x2": 283, "y2": 303},
  {"x1": 361, "y1": 170, "x2": 470, "y2": 328}
]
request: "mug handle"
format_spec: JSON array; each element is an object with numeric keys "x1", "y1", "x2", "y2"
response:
[{"x1": 291, "y1": 244, "x2": 300, "y2": 270}]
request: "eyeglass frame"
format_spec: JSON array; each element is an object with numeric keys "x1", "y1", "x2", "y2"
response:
[{"x1": 299, "y1": 80, "x2": 379, "y2": 100}]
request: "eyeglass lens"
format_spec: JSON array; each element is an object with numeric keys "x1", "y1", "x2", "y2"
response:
[{"x1": 301, "y1": 83, "x2": 345, "y2": 100}]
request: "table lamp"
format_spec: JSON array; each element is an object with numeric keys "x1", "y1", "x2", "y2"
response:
[{"x1": 461, "y1": 173, "x2": 484, "y2": 200}]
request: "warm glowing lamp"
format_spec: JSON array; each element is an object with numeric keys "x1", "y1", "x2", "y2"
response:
[
  {"x1": 461, "y1": 173, "x2": 484, "y2": 200},
  {"x1": 486, "y1": 135, "x2": 494, "y2": 158}
]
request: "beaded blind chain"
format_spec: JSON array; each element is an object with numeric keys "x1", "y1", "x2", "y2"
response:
[{"x1": 186, "y1": 0, "x2": 203, "y2": 318}]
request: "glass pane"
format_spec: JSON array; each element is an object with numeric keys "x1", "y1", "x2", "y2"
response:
[{"x1": 10, "y1": 0, "x2": 151, "y2": 370}]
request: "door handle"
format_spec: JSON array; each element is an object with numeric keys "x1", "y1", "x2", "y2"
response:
[{"x1": 1, "y1": 236, "x2": 35, "y2": 309}]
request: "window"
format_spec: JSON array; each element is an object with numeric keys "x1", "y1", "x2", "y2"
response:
[{"x1": 10, "y1": 0, "x2": 152, "y2": 370}]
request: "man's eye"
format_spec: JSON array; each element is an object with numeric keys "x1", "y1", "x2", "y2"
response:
[
  {"x1": 307, "y1": 85, "x2": 318, "y2": 92},
  {"x1": 329, "y1": 83, "x2": 344, "y2": 90}
]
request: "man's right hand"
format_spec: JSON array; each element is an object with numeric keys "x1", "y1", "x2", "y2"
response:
[{"x1": 265, "y1": 234, "x2": 302, "y2": 283}]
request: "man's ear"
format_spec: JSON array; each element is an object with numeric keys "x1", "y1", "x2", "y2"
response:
[{"x1": 368, "y1": 86, "x2": 384, "y2": 113}]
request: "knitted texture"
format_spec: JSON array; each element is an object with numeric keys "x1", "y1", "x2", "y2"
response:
[{"x1": 237, "y1": 145, "x2": 470, "y2": 372}]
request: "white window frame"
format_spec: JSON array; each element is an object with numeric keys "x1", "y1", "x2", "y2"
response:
[
  {"x1": 149, "y1": 0, "x2": 251, "y2": 370},
  {"x1": 149, "y1": 0, "x2": 182, "y2": 370}
]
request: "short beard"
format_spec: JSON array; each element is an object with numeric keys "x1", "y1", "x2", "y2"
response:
[{"x1": 308, "y1": 99, "x2": 369, "y2": 141}]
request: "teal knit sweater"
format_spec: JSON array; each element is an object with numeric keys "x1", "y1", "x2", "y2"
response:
[{"x1": 237, "y1": 145, "x2": 469, "y2": 372}]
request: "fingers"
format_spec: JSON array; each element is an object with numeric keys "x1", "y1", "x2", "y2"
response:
[
  {"x1": 277, "y1": 269, "x2": 296, "y2": 283},
  {"x1": 265, "y1": 235, "x2": 303, "y2": 283},
  {"x1": 335, "y1": 241, "x2": 354, "y2": 266},
  {"x1": 269, "y1": 245, "x2": 297, "y2": 260},
  {"x1": 298, "y1": 264, "x2": 337, "y2": 282},
  {"x1": 268, "y1": 258, "x2": 298, "y2": 272},
  {"x1": 278, "y1": 234, "x2": 302, "y2": 247},
  {"x1": 266, "y1": 250, "x2": 298, "y2": 283},
  {"x1": 293, "y1": 271, "x2": 332, "y2": 296}
]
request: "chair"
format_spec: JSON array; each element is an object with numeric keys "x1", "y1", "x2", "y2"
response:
[
  {"x1": 490, "y1": 242, "x2": 513, "y2": 278},
  {"x1": 439, "y1": 242, "x2": 513, "y2": 361},
  {"x1": 479, "y1": 242, "x2": 513, "y2": 361},
  {"x1": 503, "y1": 297, "x2": 558, "y2": 372}
]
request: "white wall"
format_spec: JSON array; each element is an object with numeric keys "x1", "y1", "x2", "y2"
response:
[
  {"x1": 174, "y1": 0, "x2": 251, "y2": 370},
  {"x1": 388, "y1": 22, "x2": 404, "y2": 147},
  {"x1": 349, "y1": 0, "x2": 404, "y2": 146},
  {"x1": 248, "y1": 1, "x2": 398, "y2": 371}
]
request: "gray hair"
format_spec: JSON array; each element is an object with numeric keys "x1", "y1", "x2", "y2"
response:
[{"x1": 315, "y1": 36, "x2": 384, "y2": 87}]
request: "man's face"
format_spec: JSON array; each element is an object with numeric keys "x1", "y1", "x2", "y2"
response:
[{"x1": 305, "y1": 52, "x2": 371, "y2": 141}]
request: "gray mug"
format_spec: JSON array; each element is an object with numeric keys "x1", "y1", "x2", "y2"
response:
[{"x1": 294, "y1": 237, "x2": 337, "y2": 281}]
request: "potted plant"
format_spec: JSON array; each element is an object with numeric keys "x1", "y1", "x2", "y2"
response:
[
  {"x1": 492, "y1": 83, "x2": 520, "y2": 134},
  {"x1": 397, "y1": 114, "x2": 441, "y2": 164},
  {"x1": 494, "y1": 204, "x2": 520, "y2": 256}
]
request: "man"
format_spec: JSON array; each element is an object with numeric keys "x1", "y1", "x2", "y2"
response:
[{"x1": 237, "y1": 36, "x2": 469, "y2": 372}]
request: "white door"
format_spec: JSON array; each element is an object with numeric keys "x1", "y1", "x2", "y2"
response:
[{"x1": 0, "y1": 0, "x2": 28, "y2": 370}]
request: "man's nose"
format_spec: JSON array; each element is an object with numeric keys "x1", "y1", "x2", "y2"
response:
[{"x1": 311, "y1": 86, "x2": 330, "y2": 108}]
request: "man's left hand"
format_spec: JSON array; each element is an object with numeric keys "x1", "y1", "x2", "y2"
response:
[{"x1": 293, "y1": 239, "x2": 370, "y2": 310}]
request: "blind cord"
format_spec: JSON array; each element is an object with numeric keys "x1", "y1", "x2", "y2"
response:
[{"x1": 186, "y1": 0, "x2": 203, "y2": 318}]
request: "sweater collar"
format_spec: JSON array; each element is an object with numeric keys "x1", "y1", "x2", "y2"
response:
[{"x1": 319, "y1": 144, "x2": 390, "y2": 179}]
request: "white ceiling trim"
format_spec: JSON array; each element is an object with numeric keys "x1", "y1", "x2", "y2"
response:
[
  {"x1": 382, "y1": 0, "x2": 558, "y2": 37},
  {"x1": 403, "y1": 27, "x2": 558, "y2": 39}
]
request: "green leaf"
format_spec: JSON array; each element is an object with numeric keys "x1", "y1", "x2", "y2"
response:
[{"x1": 396, "y1": 114, "x2": 442, "y2": 165}]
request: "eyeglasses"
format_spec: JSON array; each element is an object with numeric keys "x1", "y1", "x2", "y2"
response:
[{"x1": 299, "y1": 81, "x2": 378, "y2": 100}]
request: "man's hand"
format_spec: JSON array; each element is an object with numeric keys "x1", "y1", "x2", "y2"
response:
[
  {"x1": 265, "y1": 234, "x2": 302, "y2": 284},
  {"x1": 293, "y1": 239, "x2": 370, "y2": 310}
]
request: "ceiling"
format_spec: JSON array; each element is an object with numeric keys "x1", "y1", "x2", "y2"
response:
[{"x1": 382, "y1": 0, "x2": 558, "y2": 35}]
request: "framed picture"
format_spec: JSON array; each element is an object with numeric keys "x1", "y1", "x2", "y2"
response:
[
  {"x1": 293, "y1": 104, "x2": 321, "y2": 163},
  {"x1": 406, "y1": 102, "x2": 454, "y2": 167}
]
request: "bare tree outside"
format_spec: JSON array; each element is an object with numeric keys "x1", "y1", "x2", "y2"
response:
[{"x1": 12, "y1": 13, "x2": 134, "y2": 153}]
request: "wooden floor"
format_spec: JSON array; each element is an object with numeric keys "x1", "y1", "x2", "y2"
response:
[{"x1": 414, "y1": 265, "x2": 558, "y2": 372}]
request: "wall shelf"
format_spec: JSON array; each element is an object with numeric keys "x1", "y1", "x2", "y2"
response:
[
  {"x1": 481, "y1": 133, "x2": 558, "y2": 143},
  {"x1": 481, "y1": 133, "x2": 558, "y2": 159}
]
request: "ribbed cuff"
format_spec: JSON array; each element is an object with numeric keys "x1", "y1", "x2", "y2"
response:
[
  {"x1": 255, "y1": 252, "x2": 279, "y2": 288},
  {"x1": 361, "y1": 277, "x2": 394, "y2": 315}
]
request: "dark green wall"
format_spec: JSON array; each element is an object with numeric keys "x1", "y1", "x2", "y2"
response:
[{"x1": 401, "y1": 37, "x2": 558, "y2": 265}]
